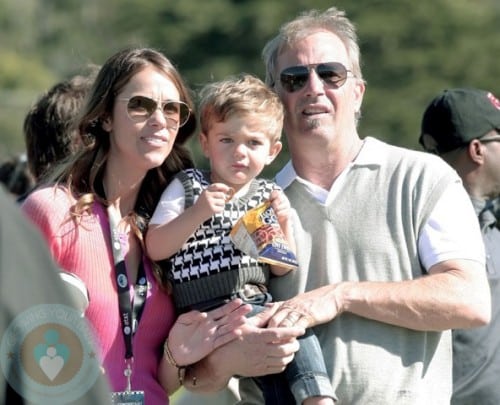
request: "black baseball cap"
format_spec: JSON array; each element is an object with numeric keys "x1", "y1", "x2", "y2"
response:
[{"x1": 419, "y1": 88, "x2": 500, "y2": 154}]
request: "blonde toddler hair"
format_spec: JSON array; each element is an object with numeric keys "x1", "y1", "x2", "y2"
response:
[{"x1": 198, "y1": 73, "x2": 284, "y2": 143}]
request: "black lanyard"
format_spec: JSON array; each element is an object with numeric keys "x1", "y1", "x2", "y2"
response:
[{"x1": 108, "y1": 207, "x2": 148, "y2": 360}]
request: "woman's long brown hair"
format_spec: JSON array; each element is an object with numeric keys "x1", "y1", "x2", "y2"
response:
[{"x1": 47, "y1": 47, "x2": 195, "y2": 247}]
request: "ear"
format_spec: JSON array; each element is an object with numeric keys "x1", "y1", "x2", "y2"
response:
[
  {"x1": 353, "y1": 79, "x2": 365, "y2": 115},
  {"x1": 266, "y1": 141, "x2": 282, "y2": 165},
  {"x1": 467, "y1": 139, "x2": 484, "y2": 164},
  {"x1": 199, "y1": 132, "x2": 210, "y2": 158},
  {"x1": 102, "y1": 116, "x2": 113, "y2": 132}
]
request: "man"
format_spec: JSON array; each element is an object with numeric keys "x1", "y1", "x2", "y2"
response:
[
  {"x1": 239, "y1": 7, "x2": 490, "y2": 405},
  {"x1": 420, "y1": 87, "x2": 500, "y2": 405},
  {"x1": 180, "y1": 7, "x2": 491, "y2": 405}
]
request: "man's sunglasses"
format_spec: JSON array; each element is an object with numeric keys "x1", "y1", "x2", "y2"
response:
[
  {"x1": 279, "y1": 62, "x2": 352, "y2": 93},
  {"x1": 420, "y1": 131, "x2": 500, "y2": 155},
  {"x1": 118, "y1": 95, "x2": 191, "y2": 129}
]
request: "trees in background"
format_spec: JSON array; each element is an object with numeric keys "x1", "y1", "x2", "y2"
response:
[{"x1": 1, "y1": 0, "x2": 499, "y2": 173}]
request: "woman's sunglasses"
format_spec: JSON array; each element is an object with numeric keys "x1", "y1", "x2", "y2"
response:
[
  {"x1": 279, "y1": 62, "x2": 352, "y2": 93},
  {"x1": 118, "y1": 95, "x2": 191, "y2": 129}
]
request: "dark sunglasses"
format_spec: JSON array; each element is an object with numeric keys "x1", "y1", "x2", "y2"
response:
[
  {"x1": 420, "y1": 131, "x2": 500, "y2": 155},
  {"x1": 118, "y1": 95, "x2": 191, "y2": 129},
  {"x1": 280, "y1": 62, "x2": 352, "y2": 93}
]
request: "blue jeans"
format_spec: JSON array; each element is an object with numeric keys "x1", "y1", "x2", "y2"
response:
[{"x1": 246, "y1": 297, "x2": 337, "y2": 404}]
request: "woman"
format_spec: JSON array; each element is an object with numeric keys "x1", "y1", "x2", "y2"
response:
[{"x1": 21, "y1": 47, "x2": 249, "y2": 404}]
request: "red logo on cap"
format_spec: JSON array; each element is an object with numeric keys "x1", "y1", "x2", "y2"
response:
[{"x1": 488, "y1": 92, "x2": 500, "y2": 110}]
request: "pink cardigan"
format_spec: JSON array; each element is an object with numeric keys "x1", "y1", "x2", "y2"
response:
[{"x1": 22, "y1": 186, "x2": 176, "y2": 404}]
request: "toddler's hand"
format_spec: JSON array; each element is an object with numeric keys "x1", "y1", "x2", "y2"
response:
[
  {"x1": 269, "y1": 188, "x2": 291, "y2": 228},
  {"x1": 196, "y1": 183, "x2": 234, "y2": 217}
]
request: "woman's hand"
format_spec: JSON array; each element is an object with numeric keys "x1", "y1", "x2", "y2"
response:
[
  {"x1": 217, "y1": 323, "x2": 303, "y2": 377},
  {"x1": 167, "y1": 299, "x2": 252, "y2": 366},
  {"x1": 183, "y1": 304, "x2": 305, "y2": 393}
]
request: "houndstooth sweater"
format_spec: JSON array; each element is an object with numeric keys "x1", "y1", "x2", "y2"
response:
[{"x1": 165, "y1": 169, "x2": 276, "y2": 312}]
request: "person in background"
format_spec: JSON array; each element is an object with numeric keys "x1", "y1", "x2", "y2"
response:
[
  {"x1": 419, "y1": 87, "x2": 500, "y2": 405},
  {"x1": 0, "y1": 153, "x2": 35, "y2": 198},
  {"x1": 0, "y1": 187, "x2": 112, "y2": 404},
  {"x1": 147, "y1": 73, "x2": 336, "y2": 404},
  {"x1": 23, "y1": 66, "x2": 99, "y2": 183},
  {"x1": 180, "y1": 7, "x2": 491, "y2": 405},
  {"x1": 20, "y1": 47, "x2": 251, "y2": 404}
]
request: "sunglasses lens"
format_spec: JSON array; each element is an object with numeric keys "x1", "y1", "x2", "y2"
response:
[
  {"x1": 317, "y1": 63, "x2": 348, "y2": 88},
  {"x1": 280, "y1": 66, "x2": 310, "y2": 93},
  {"x1": 126, "y1": 96, "x2": 190, "y2": 128},
  {"x1": 127, "y1": 96, "x2": 157, "y2": 120},
  {"x1": 279, "y1": 63, "x2": 350, "y2": 93},
  {"x1": 163, "y1": 101, "x2": 191, "y2": 128}
]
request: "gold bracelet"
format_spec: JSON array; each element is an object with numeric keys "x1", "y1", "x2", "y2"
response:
[
  {"x1": 163, "y1": 339, "x2": 180, "y2": 367},
  {"x1": 164, "y1": 339, "x2": 191, "y2": 386}
]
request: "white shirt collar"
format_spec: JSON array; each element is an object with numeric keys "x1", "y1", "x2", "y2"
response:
[
  {"x1": 275, "y1": 160, "x2": 296, "y2": 190},
  {"x1": 275, "y1": 137, "x2": 382, "y2": 204}
]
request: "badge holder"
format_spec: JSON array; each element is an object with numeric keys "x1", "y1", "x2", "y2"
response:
[
  {"x1": 108, "y1": 207, "x2": 147, "y2": 404},
  {"x1": 111, "y1": 360, "x2": 145, "y2": 404}
]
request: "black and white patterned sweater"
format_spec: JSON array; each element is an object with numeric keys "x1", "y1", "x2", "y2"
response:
[{"x1": 165, "y1": 168, "x2": 277, "y2": 312}]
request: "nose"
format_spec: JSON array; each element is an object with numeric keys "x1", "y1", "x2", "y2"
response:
[
  {"x1": 233, "y1": 143, "x2": 247, "y2": 157},
  {"x1": 153, "y1": 103, "x2": 166, "y2": 116},
  {"x1": 304, "y1": 69, "x2": 325, "y2": 96},
  {"x1": 148, "y1": 106, "x2": 168, "y2": 126}
]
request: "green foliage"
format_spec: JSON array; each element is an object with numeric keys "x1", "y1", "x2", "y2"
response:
[
  {"x1": 0, "y1": 50, "x2": 57, "y2": 157},
  {"x1": 1, "y1": 0, "x2": 499, "y2": 169},
  {"x1": 335, "y1": 0, "x2": 500, "y2": 149}
]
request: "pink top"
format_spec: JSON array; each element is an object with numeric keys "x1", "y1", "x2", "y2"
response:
[{"x1": 22, "y1": 186, "x2": 176, "y2": 404}]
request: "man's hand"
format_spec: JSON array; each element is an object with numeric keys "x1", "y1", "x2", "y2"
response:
[{"x1": 267, "y1": 285, "x2": 343, "y2": 328}]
